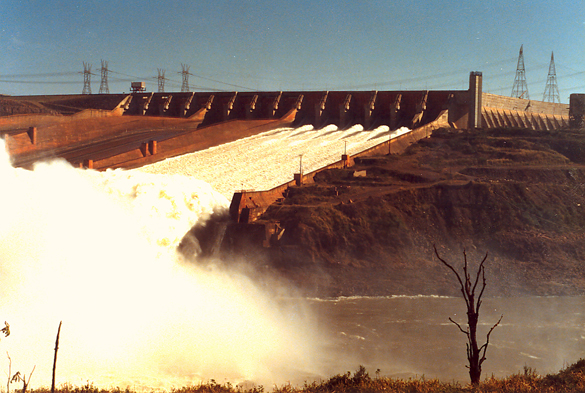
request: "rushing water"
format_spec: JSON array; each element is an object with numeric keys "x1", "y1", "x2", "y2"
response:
[
  {"x1": 137, "y1": 125, "x2": 411, "y2": 199},
  {"x1": 0, "y1": 139, "x2": 322, "y2": 389}
]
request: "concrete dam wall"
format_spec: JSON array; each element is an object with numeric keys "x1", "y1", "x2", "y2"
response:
[
  {"x1": 0, "y1": 72, "x2": 572, "y2": 172},
  {"x1": 123, "y1": 89, "x2": 466, "y2": 129}
]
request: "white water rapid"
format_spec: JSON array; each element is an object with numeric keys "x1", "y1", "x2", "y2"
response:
[{"x1": 0, "y1": 138, "x2": 323, "y2": 390}]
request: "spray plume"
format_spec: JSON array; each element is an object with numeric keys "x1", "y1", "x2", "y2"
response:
[{"x1": 0, "y1": 139, "x2": 323, "y2": 389}]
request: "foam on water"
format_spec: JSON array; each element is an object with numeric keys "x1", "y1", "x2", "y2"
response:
[
  {"x1": 137, "y1": 125, "x2": 410, "y2": 198},
  {"x1": 0, "y1": 139, "x2": 323, "y2": 389}
]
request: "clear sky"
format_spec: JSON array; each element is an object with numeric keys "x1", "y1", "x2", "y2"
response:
[{"x1": 1, "y1": 0, "x2": 583, "y2": 102}]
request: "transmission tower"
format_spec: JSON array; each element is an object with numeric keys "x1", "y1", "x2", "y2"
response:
[
  {"x1": 157, "y1": 68, "x2": 166, "y2": 93},
  {"x1": 179, "y1": 63, "x2": 191, "y2": 92},
  {"x1": 543, "y1": 52, "x2": 561, "y2": 103},
  {"x1": 99, "y1": 60, "x2": 110, "y2": 94},
  {"x1": 82, "y1": 62, "x2": 92, "y2": 95},
  {"x1": 511, "y1": 45, "x2": 529, "y2": 99}
]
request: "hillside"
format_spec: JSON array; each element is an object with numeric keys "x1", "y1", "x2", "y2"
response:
[{"x1": 245, "y1": 127, "x2": 585, "y2": 297}]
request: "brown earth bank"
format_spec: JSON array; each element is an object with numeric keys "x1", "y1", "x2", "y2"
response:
[{"x1": 221, "y1": 127, "x2": 585, "y2": 298}]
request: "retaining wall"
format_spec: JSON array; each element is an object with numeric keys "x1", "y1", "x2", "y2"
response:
[{"x1": 482, "y1": 93, "x2": 569, "y2": 116}]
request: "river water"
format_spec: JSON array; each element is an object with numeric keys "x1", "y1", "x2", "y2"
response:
[{"x1": 309, "y1": 295, "x2": 585, "y2": 383}]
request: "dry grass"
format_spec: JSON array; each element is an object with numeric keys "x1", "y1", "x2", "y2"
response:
[{"x1": 22, "y1": 361, "x2": 585, "y2": 393}]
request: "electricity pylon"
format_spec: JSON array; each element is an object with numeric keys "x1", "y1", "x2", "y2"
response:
[
  {"x1": 99, "y1": 60, "x2": 110, "y2": 94},
  {"x1": 157, "y1": 68, "x2": 166, "y2": 93},
  {"x1": 82, "y1": 62, "x2": 92, "y2": 95},
  {"x1": 543, "y1": 52, "x2": 561, "y2": 103},
  {"x1": 179, "y1": 64, "x2": 191, "y2": 92},
  {"x1": 511, "y1": 45, "x2": 529, "y2": 99}
]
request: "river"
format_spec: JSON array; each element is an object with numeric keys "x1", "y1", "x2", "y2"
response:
[{"x1": 308, "y1": 295, "x2": 585, "y2": 383}]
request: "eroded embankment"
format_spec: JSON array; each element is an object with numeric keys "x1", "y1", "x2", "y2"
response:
[{"x1": 242, "y1": 128, "x2": 585, "y2": 297}]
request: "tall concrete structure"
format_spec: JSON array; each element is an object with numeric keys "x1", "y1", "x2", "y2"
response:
[
  {"x1": 469, "y1": 71, "x2": 482, "y2": 129},
  {"x1": 570, "y1": 94, "x2": 585, "y2": 128}
]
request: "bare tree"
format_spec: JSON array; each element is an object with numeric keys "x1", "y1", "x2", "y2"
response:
[{"x1": 434, "y1": 245, "x2": 503, "y2": 386}]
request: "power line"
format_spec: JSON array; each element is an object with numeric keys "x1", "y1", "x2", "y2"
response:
[
  {"x1": 0, "y1": 55, "x2": 582, "y2": 95},
  {"x1": 0, "y1": 72, "x2": 78, "y2": 78},
  {"x1": 0, "y1": 80, "x2": 80, "y2": 84},
  {"x1": 188, "y1": 71, "x2": 254, "y2": 91}
]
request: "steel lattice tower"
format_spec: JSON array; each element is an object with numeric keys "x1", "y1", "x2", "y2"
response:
[
  {"x1": 82, "y1": 62, "x2": 92, "y2": 95},
  {"x1": 157, "y1": 68, "x2": 166, "y2": 93},
  {"x1": 543, "y1": 52, "x2": 561, "y2": 103},
  {"x1": 99, "y1": 60, "x2": 110, "y2": 94},
  {"x1": 511, "y1": 45, "x2": 529, "y2": 99},
  {"x1": 180, "y1": 63, "x2": 191, "y2": 92}
]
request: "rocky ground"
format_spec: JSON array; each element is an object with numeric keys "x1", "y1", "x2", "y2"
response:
[{"x1": 231, "y1": 127, "x2": 585, "y2": 298}]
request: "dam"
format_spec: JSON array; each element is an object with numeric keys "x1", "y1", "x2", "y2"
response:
[
  {"x1": 2, "y1": 71, "x2": 578, "y2": 239},
  {"x1": 1, "y1": 72, "x2": 572, "y2": 173}
]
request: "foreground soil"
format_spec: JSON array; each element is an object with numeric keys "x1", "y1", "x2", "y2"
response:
[{"x1": 241, "y1": 127, "x2": 585, "y2": 297}]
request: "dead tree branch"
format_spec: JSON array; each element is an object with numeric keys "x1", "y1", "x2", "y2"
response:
[{"x1": 51, "y1": 321, "x2": 62, "y2": 393}]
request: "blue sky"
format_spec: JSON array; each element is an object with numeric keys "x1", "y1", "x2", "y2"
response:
[{"x1": 1, "y1": 0, "x2": 583, "y2": 102}]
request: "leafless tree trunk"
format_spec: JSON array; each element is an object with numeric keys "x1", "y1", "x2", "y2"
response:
[
  {"x1": 434, "y1": 245, "x2": 503, "y2": 386},
  {"x1": 51, "y1": 321, "x2": 62, "y2": 393}
]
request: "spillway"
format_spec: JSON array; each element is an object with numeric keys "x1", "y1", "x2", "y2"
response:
[{"x1": 136, "y1": 124, "x2": 410, "y2": 198}]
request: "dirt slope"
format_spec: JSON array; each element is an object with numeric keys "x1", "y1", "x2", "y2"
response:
[{"x1": 254, "y1": 127, "x2": 585, "y2": 297}]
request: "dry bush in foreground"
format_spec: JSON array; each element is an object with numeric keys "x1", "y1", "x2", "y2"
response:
[{"x1": 22, "y1": 362, "x2": 585, "y2": 393}]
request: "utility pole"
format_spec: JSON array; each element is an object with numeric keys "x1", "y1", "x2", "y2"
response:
[
  {"x1": 157, "y1": 68, "x2": 166, "y2": 93},
  {"x1": 82, "y1": 62, "x2": 92, "y2": 95},
  {"x1": 179, "y1": 63, "x2": 191, "y2": 92},
  {"x1": 543, "y1": 52, "x2": 561, "y2": 103},
  {"x1": 98, "y1": 60, "x2": 109, "y2": 94},
  {"x1": 511, "y1": 45, "x2": 529, "y2": 99}
]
